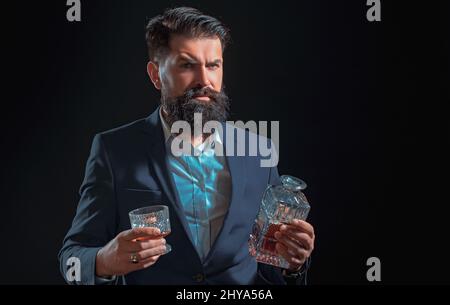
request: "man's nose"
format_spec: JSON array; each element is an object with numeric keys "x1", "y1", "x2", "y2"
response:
[{"x1": 194, "y1": 66, "x2": 212, "y2": 88}]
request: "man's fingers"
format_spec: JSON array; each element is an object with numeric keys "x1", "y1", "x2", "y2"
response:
[
  {"x1": 275, "y1": 232, "x2": 304, "y2": 257},
  {"x1": 140, "y1": 255, "x2": 163, "y2": 269},
  {"x1": 126, "y1": 238, "x2": 166, "y2": 252},
  {"x1": 129, "y1": 254, "x2": 163, "y2": 271},
  {"x1": 281, "y1": 231, "x2": 314, "y2": 251},
  {"x1": 275, "y1": 243, "x2": 305, "y2": 270},
  {"x1": 121, "y1": 227, "x2": 161, "y2": 241},
  {"x1": 281, "y1": 219, "x2": 315, "y2": 239},
  {"x1": 134, "y1": 245, "x2": 167, "y2": 261},
  {"x1": 117, "y1": 248, "x2": 164, "y2": 274}
]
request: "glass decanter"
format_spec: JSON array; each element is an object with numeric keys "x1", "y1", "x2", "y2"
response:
[{"x1": 248, "y1": 175, "x2": 310, "y2": 268}]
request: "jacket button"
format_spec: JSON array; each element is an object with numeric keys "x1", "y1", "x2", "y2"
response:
[{"x1": 192, "y1": 273, "x2": 204, "y2": 282}]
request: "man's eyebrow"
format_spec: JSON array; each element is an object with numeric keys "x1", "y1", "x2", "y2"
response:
[
  {"x1": 177, "y1": 55, "x2": 222, "y2": 65},
  {"x1": 177, "y1": 55, "x2": 197, "y2": 62},
  {"x1": 207, "y1": 59, "x2": 222, "y2": 65}
]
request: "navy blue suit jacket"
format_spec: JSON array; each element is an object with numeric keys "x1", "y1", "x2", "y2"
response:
[{"x1": 59, "y1": 107, "x2": 305, "y2": 285}]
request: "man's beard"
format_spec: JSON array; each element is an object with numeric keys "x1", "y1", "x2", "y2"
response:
[{"x1": 161, "y1": 86, "x2": 230, "y2": 130}]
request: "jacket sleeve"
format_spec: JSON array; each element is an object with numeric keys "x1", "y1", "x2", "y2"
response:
[{"x1": 58, "y1": 134, "x2": 118, "y2": 285}]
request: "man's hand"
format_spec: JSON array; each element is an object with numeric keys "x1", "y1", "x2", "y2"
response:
[
  {"x1": 274, "y1": 219, "x2": 315, "y2": 271},
  {"x1": 95, "y1": 227, "x2": 167, "y2": 277}
]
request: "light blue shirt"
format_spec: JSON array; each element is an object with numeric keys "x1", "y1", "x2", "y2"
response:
[{"x1": 159, "y1": 108, "x2": 231, "y2": 261}]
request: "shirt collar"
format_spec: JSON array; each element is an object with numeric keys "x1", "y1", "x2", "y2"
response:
[{"x1": 159, "y1": 106, "x2": 223, "y2": 153}]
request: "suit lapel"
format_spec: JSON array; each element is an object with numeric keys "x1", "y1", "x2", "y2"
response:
[
  {"x1": 141, "y1": 108, "x2": 196, "y2": 248},
  {"x1": 203, "y1": 123, "x2": 248, "y2": 264}
]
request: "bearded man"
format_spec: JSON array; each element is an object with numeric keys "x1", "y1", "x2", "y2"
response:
[{"x1": 59, "y1": 7, "x2": 314, "y2": 285}]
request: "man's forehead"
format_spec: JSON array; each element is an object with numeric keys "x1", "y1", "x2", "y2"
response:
[
  {"x1": 168, "y1": 35, "x2": 223, "y2": 59},
  {"x1": 175, "y1": 53, "x2": 223, "y2": 64}
]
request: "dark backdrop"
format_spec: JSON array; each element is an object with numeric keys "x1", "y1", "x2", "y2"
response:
[{"x1": 1, "y1": 0, "x2": 449, "y2": 284}]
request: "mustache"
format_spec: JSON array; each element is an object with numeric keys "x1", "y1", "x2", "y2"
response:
[{"x1": 183, "y1": 86, "x2": 221, "y2": 101}]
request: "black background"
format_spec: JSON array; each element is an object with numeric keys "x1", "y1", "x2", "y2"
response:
[{"x1": 1, "y1": 0, "x2": 449, "y2": 284}]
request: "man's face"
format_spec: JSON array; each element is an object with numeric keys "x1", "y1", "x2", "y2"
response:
[
  {"x1": 148, "y1": 34, "x2": 229, "y2": 127},
  {"x1": 158, "y1": 35, "x2": 224, "y2": 99}
]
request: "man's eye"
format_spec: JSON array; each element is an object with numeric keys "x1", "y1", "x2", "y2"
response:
[
  {"x1": 181, "y1": 63, "x2": 193, "y2": 69},
  {"x1": 207, "y1": 64, "x2": 220, "y2": 70}
]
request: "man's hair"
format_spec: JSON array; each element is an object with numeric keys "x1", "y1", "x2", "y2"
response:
[{"x1": 145, "y1": 7, "x2": 230, "y2": 62}]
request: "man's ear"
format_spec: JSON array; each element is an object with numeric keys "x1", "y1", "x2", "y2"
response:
[{"x1": 146, "y1": 61, "x2": 161, "y2": 90}]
